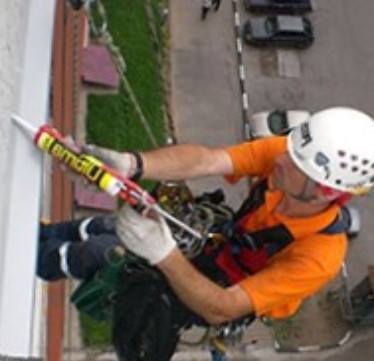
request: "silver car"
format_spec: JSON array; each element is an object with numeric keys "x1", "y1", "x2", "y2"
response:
[{"x1": 249, "y1": 109, "x2": 310, "y2": 138}]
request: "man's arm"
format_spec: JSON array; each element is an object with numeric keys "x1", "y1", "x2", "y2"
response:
[
  {"x1": 117, "y1": 202, "x2": 253, "y2": 325},
  {"x1": 141, "y1": 144, "x2": 233, "y2": 180},
  {"x1": 157, "y1": 248, "x2": 253, "y2": 325},
  {"x1": 84, "y1": 143, "x2": 234, "y2": 181}
]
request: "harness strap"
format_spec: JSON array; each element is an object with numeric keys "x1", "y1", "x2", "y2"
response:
[
  {"x1": 234, "y1": 178, "x2": 267, "y2": 222},
  {"x1": 212, "y1": 178, "x2": 348, "y2": 285},
  {"x1": 233, "y1": 224, "x2": 294, "y2": 254},
  {"x1": 215, "y1": 224, "x2": 293, "y2": 284},
  {"x1": 321, "y1": 211, "x2": 347, "y2": 234}
]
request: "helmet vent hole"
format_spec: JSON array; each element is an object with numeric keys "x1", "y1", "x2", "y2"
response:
[
  {"x1": 336, "y1": 179, "x2": 342, "y2": 185},
  {"x1": 362, "y1": 159, "x2": 369, "y2": 165},
  {"x1": 340, "y1": 162, "x2": 347, "y2": 168},
  {"x1": 338, "y1": 150, "x2": 346, "y2": 157},
  {"x1": 361, "y1": 170, "x2": 368, "y2": 175},
  {"x1": 351, "y1": 155, "x2": 358, "y2": 161},
  {"x1": 351, "y1": 166, "x2": 359, "y2": 172}
]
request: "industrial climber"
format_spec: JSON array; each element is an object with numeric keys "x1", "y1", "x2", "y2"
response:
[
  {"x1": 38, "y1": 107, "x2": 374, "y2": 360},
  {"x1": 113, "y1": 106, "x2": 374, "y2": 323}
]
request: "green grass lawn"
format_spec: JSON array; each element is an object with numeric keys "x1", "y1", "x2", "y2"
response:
[
  {"x1": 80, "y1": 313, "x2": 112, "y2": 348},
  {"x1": 86, "y1": 0, "x2": 167, "y2": 151},
  {"x1": 81, "y1": 0, "x2": 168, "y2": 347}
]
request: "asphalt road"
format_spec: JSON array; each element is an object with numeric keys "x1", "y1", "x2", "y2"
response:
[{"x1": 241, "y1": 0, "x2": 374, "y2": 116}]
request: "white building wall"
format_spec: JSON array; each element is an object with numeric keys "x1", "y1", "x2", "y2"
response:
[{"x1": 0, "y1": 0, "x2": 56, "y2": 358}]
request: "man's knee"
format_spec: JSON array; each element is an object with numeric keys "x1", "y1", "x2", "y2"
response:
[
  {"x1": 37, "y1": 234, "x2": 122, "y2": 281},
  {"x1": 68, "y1": 235, "x2": 122, "y2": 279}
]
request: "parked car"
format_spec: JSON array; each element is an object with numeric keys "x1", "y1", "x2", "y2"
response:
[
  {"x1": 243, "y1": 15, "x2": 314, "y2": 48},
  {"x1": 249, "y1": 109, "x2": 310, "y2": 137},
  {"x1": 243, "y1": 0, "x2": 312, "y2": 14}
]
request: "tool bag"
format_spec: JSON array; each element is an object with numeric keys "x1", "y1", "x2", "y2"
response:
[
  {"x1": 111, "y1": 260, "x2": 199, "y2": 361},
  {"x1": 70, "y1": 252, "x2": 125, "y2": 322}
]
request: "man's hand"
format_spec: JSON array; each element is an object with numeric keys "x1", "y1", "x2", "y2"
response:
[
  {"x1": 83, "y1": 145, "x2": 143, "y2": 180},
  {"x1": 116, "y1": 205, "x2": 177, "y2": 265}
]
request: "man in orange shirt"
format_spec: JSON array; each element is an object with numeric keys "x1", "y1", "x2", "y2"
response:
[
  {"x1": 97, "y1": 107, "x2": 374, "y2": 324},
  {"x1": 37, "y1": 107, "x2": 374, "y2": 361}
]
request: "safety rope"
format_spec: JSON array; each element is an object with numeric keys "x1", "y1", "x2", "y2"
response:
[{"x1": 143, "y1": 0, "x2": 172, "y2": 142}]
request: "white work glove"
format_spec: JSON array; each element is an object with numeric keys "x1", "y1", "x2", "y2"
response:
[
  {"x1": 116, "y1": 204, "x2": 177, "y2": 265},
  {"x1": 82, "y1": 144, "x2": 142, "y2": 180}
]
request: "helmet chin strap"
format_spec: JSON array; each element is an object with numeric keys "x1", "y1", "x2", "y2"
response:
[
  {"x1": 290, "y1": 177, "x2": 351, "y2": 206},
  {"x1": 289, "y1": 177, "x2": 318, "y2": 202}
]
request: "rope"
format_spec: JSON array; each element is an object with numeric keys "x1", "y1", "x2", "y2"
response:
[{"x1": 143, "y1": 0, "x2": 173, "y2": 142}]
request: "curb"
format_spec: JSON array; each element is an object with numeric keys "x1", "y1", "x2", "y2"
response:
[{"x1": 231, "y1": 0, "x2": 251, "y2": 140}]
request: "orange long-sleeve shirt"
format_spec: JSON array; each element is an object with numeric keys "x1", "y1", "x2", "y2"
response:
[{"x1": 225, "y1": 137, "x2": 347, "y2": 319}]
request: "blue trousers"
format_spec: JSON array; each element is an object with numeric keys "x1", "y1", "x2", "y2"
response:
[{"x1": 37, "y1": 217, "x2": 122, "y2": 281}]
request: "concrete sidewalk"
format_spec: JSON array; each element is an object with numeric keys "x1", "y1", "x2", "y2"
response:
[{"x1": 169, "y1": 0, "x2": 247, "y2": 209}]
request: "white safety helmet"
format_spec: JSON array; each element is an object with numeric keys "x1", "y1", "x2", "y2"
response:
[{"x1": 287, "y1": 107, "x2": 374, "y2": 195}]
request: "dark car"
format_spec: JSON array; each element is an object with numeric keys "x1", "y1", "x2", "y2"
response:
[
  {"x1": 243, "y1": 0, "x2": 313, "y2": 14},
  {"x1": 243, "y1": 15, "x2": 314, "y2": 48}
]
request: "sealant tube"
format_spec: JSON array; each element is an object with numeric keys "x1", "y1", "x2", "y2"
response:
[{"x1": 34, "y1": 124, "x2": 124, "y2": 196}]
